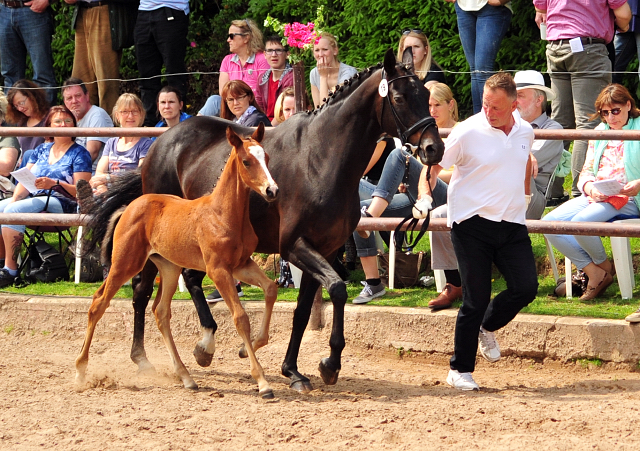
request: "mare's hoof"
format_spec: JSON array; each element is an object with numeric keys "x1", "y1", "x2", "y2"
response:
[
  {"x1": 260, "y1": 388, "x2": 275, "y2": 399},
  {"x1": 319, "y1": 358, "x2": 340, "y2": 385},
  {"x1": 238, "y1": 345, "x2": 248, "y2": 359},
  {"x1": 290, "y1": 380, "x2": 314, "y2": 394},
  {"x1": 184, "y1": 379, "x2": 199, "y2": 390},
  {"x1": 193, "y1": 344, "x2": 214, "y2": 367}
]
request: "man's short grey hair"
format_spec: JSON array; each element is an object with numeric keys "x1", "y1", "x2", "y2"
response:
[{"x1": 532, "y1": 88, "x2": 547, "y2": 115}]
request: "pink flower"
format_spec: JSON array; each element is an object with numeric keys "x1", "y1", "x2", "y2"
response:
[
  {"x1": 284, "y1": 22, "x2": 317, "y2": 49},
  {"x1": 190, "y1": 41, "x2": 197, "y2": 48}
]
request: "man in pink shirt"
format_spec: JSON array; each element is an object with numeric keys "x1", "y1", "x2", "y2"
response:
[{"x1": 533, "y1": 0, "x2": 631, "y2": 197}]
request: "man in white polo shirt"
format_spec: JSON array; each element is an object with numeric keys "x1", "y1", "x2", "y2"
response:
[{"x1": 417, "y1": 72, "x2": 538, "y2": 391}]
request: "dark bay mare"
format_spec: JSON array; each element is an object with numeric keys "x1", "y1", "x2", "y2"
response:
[{"x1": 84, "y1": 49, "x2": 444, "y2": 393}]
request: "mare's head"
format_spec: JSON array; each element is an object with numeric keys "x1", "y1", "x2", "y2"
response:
[
  {"x1": 380, "y1": 47, "x2": 444, "y2": 165},
  {"x1": 226, "y1": 123, "x2": 279, "y2": 201}
]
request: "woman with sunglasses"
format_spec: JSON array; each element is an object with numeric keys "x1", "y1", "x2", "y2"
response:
[
  {"x1": 90, "y1": 93, "x2": 152, "y2": 195},
  {"x1": 220, "y1": 80, "x2": 271, "y2": 127},
  {"x1": 397, "y1": 29, "x2": 446, "y2": 87},
  {"x1": 0, "y1": 105, "x2": 92, "y2": 288},
  {"x1": 445, "y1": 0, "x2": 512, "y2": 113},
  {"x1": 543, "y1": 84, "x2": 640, "y2": 301},
  {"x1": 199, "y1": 18, "x2": 269, "y2": 117},
  {"x1": 310, "y1": 32, "x2": 357, "y2": 108},
  {"x1": 5, "y1": 80, "x2": 50, "y2": 163}
]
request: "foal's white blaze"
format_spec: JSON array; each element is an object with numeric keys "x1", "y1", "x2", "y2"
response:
[{"x1": 249, "y1": 144, "x2": 277, "y2": 186}]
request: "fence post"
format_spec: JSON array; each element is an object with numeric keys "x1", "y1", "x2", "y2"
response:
[{"x1": 293, "y1": 61, "x2": 307, "y2": 113}]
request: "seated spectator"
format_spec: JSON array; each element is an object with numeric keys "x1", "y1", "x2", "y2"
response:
[
  {"x1": 220, "y1": 80, "x2": 271, "y2": 127},
  {"x1": 153, "y1": 85, "x2": 192, "y2": 136},
  {"x1": 0, "y1": 106, "x2": 92, "y2": 288},
  {"x1": 353, "y1": 142, "x2": 448, "y2": 304},
  {"x1": 397, "y1": 29, "x2": 446, "y2": 87},
  {"x1": 6, "y1": 80, "x2": 50, "y2": 165},
  {"x1": 90, "y1": 93, "x2": 152, "y2": 195},
  {"x1": 311, "y1": 32, "x2": 357, "y2": 108},
  {"x1": 544, "y1": 83, "x2": 640, "y2": 301},
  {"x1": 0, "y1": 89, "x2": 21, "y2": 199},
  {"x1": 255, "y1": 36, "x2": 293, "y2": 121},
  {"x1": 514, "y1": 71, "x2": 564, "y2": 219},
  {"x1": 62, "y1": 77, "x2": 114, "y2": 165},
  {"x1": 272, "y1": 87, "x2": 296, "y2": 125},
  {"x1": 199, "y1": 18, "x2": 269, "y2": 117}
]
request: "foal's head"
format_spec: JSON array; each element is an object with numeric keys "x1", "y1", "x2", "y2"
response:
[{"x1": 226, "y1": 123, "x2": 279, "y2": 201}]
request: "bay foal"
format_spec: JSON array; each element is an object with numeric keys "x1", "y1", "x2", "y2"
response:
[{"x1": 75, "y1": 124, "x2": 280, "y2": 398}]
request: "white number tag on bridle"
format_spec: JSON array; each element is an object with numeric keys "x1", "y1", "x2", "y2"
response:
[{"x1": 378, "y1": 79, "x2": 388, "y2": 97}]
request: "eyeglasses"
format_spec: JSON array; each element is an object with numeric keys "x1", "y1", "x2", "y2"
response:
[
  {"x1": 228, "y1": 33, "x2": 248, "y2": 40},
  {"x1": 51, "y1": 118, "x2": 74, "y2": 125},
  {"x1": 599, "y1": 108, "x2": 623, "y2": 117},
  {"x1": 265, "y1": 48, "x2": 286, "y2": 55},
  {"x1": 402, "y1": 28, "x2": 424, "y2": 35},
  {"x1": 13, "y1": 98, "x2": 27, "y2": 109},
  {"x1": 226, "y1": 94, "x2": 248, "y2": 105},
  {"x1": 119, "y1": 110, "x2": 141, "y2": 116}
]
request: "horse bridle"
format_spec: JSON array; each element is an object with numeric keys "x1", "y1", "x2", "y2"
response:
[
  {"x1": 379, "y1": 69, "x2": 438, "y2": 150},
  {"x1": 379, "y1": 68, "x2": 438, "y2": 251}
]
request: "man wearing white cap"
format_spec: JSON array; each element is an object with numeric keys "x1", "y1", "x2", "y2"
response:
[{"x1": 514, "y1": 70, "x2": 565, "y2": 219}]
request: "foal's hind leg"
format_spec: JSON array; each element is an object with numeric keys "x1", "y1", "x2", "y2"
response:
[
  {"x1": 76, "y1": 255, "x2": 147, "y2": 388},
  {"x1": 210, "y1": 268, "x2": 274, "y2": 399},
  {"x1": 233, "y1": 259, "x2": 278, "y2": 359},
  {"x1": 150, "y1": 256, "x2": 197, "y2": 390},
  {"x1": 130, "y1": 260, "x2": 159, "y2": 375}
]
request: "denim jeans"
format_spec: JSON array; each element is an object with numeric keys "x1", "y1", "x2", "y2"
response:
[
  {"x1": 354, "y1": 148, "x2": 448, "y2": 257},
  {"x1": 613, "y1": 31, "x2": 640, "y2": 85},
  {"x1": 134, "y1": 8, "x2": 188, "y2": 126},
  {"x1": 543, "y1": 196, "x2": 640, "y2": 270},
  {"x1": 0, "y1": 6, "x2": 56, "y2": 105},
  {"x1": 0, "y1": 195, "x2": 63, "y2": 234},
  {"x1": 198, "y1": 95, "x2": 221, "y2": 117},
  {"x1": 454, "y1": 3, "x2": 512, "y2": 114},
  {"x1": 450, "y1": 216, "x2": 538, "y2": 374},
  {"x1": 546, "y1": 41, "x2": 611, "y2": 196}
]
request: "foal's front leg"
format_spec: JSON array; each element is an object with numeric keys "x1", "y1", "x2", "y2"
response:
[
  {"x1": 210, "y1": 268, "x2": 274, "y2": 399},
  {"x1": 233, "y1": 258, "x2": 278, "y2": 358}
]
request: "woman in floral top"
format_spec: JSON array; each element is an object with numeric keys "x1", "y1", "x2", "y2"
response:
[
  {"x1": 0, "y1": 105, "x2": 92, "y2": 288},
  {"x1": 543, "y1": 84, "x2": 640, "y2": 301}
]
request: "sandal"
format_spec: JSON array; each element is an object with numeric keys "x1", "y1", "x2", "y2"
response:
[{"x1": 579, "y1": 272, "x2": 613, "y2": 302}]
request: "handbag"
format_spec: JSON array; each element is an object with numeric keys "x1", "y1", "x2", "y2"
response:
[{"x1": 377, "y1": 251, "x2": 428, "y2": 288}]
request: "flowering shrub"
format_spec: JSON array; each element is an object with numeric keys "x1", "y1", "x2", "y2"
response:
[{"x1": 284, "y1": 22, "x2": 319, "y2": 49}]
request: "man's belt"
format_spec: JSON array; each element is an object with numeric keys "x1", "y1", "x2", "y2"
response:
[
  {"x1": 79, "y1": 1, "x2": 110, "y2": 8},
  {"x1": 549, "y1": 37, "x2": 607, "y2": 46},
  {"x1": 2, "y1": 0, "x2": 29, "y2": 8}
]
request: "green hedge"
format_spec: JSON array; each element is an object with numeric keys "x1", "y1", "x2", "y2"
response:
[{"x1": 30, "y1": 1, "x2": 640, "y2": 115}]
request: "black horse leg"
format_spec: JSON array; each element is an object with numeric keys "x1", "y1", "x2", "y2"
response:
[
  {"x1": 182, "y1": 268, "x2": 218, "y2": 367},
  {"x1": 130, "y1": 259, "x2": 158, "y2": 375},
  {"x1": 286, "y1": 237, "x2": 347, "y2": 390}
]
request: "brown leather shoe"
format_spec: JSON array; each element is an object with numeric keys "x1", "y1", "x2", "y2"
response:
[
  {"x1": 579, "y1": 272, "x2": 614, "y2": 302},
  {"x1": 428, "y1": 283, "x2": 462, "y2": 310}
]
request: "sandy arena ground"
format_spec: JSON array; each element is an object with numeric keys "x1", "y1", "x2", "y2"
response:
[{"x1": 1, "y1": 321, "x2": 640, "y2": 451}]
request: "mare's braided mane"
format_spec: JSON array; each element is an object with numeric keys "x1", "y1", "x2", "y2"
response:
[{"x1": 308, "y1": 62, "x2": 385, "y2": 115}]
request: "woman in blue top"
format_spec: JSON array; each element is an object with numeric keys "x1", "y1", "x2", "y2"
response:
[
  {"x1": 0, "y1": 105, "x2": 92, "y2": 287},
  {"x1": 220, "y1": 80, "x2": 271, "y2": 127},
  {"x1": 91, "y1": 93, "x2": 153, "y2": 195}
]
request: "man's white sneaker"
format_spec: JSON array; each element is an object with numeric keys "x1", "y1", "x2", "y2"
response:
[
  {"x1": 478, "y1": 327, "x2": 501, "y2": 363},
  {"x1": 446, "y1": 369, "x2": 479, "y2": 391}
]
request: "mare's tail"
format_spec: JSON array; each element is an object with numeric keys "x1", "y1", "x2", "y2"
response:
[
  {"x1": 100, "y1": 207, "x2": 127, "y2": 266},
  {"x1": 82, "y1": 170, "x2": 143, "y2": 256}
]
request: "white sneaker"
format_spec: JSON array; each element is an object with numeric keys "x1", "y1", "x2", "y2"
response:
[
  {"x1": 446, "y1": 369, "x2": 479, "y2": 391},
  {"x1": 478, "y1": 327, "x2": 501, "y2": 363}
]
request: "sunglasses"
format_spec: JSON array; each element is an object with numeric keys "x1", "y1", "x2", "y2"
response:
[
  {"x1": 402, "y1": 28, "x2": 424, "y2": 35},
  {"x1": 228, "y1": 33, "x2": 248, "y2": 40},
  {"x1": 599, "y1": 108, "x2": 623, "y2": 117}
]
